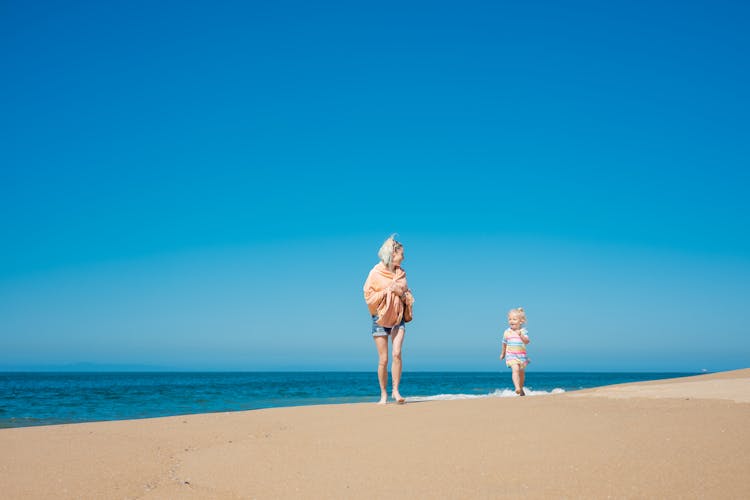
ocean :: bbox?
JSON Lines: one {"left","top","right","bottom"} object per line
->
{"left": 0, "top": 371, "right": 698, "bottom": 428}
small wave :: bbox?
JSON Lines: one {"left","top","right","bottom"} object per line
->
{"left": 409, "top": 387, "right": 565, "bottom": 402}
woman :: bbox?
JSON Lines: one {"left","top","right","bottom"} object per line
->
{"left": 363, "top": 235, "right": 414, "bottom": 404}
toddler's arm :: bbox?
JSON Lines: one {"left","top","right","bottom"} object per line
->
{"left": 500, "top": 343, "right": 506, "bottom": 359}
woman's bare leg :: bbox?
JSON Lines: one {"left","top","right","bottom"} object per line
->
{"left": 390, "top": 327, "right": 406, "bottom": 403}
{"left": 374, "top": 336, "right": 389, "bottom": 404}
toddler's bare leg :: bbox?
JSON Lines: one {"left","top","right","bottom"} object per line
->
{"left": 511, "top": 364, "right": 521, "bottom": 393}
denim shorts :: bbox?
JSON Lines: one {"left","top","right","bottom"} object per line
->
{"left": 372, "top": 315, "right": 405, "bottom": 337}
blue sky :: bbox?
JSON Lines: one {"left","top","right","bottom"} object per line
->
{"left": 1, "top": 0, "right": 748, "bottom": 371}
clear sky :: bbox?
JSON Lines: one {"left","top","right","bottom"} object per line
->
{"left": 2, "top": 0, "right": 748, "bottom": 372}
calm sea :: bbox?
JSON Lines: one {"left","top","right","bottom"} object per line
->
{"left": 0, "top": 371, "right": 698, "bottom": 428}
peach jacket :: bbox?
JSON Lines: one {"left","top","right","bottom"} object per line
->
{"left": 363, "top": 262, "right": 414, "bottom": 327}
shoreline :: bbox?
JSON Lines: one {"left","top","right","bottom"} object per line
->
{"left": 2, "top": 368, "right": 749, "bottom": 498}
{"left": 0, "top": 370, "right": 703, "bottom": 430}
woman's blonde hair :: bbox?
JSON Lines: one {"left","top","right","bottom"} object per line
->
{"left": 508, "top": 307, "right": 527, "bottom": 323}
{"left": 378, "top": 234, "right": 403, "bottom": 271}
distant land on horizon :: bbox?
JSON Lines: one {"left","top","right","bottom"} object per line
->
{"left": 0, "top": 362, "right": 714, "bottom": 374}
{"left": 0, "top": 362, "right": 175, "bottom": 372}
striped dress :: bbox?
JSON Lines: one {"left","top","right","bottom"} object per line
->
{"left": 502, "top": 328, "right": 530, "bottom": 368}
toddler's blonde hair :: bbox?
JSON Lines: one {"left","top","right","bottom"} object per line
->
{"left": 508, "top": 307, "right": 527, "bottom": 324}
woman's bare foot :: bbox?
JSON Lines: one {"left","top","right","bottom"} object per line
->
{"left": 392, "top": 391, "right": 406, "bottom": 404}
{"left": 377, "top": 393, "right": 388, "bottom": 405}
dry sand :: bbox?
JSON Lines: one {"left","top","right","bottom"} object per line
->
{"left": 1, "top": 369, "right": 749, "bottom": 499}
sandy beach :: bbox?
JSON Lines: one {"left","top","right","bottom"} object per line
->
{"left": 1, "top": 369, "right": 748, "bottom": 499}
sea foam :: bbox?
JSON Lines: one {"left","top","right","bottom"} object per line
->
{"left": 408, "top": 387, "right": 565, "bottom": 402}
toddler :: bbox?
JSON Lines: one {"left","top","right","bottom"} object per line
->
{"left": 500, "top": 307, "right": 530, "bottom": 396}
